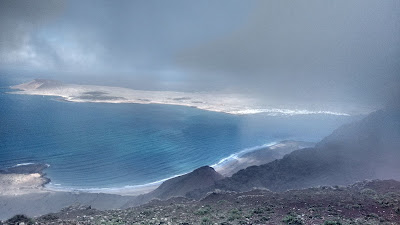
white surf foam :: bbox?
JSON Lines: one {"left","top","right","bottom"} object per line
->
{"left": 45, "top": 172, "right": 187, "bottom": 195}
{"left": 210, "top": 142, "right": 277, "bottom": 170}
{"left": 230, "top": 108, "right": 350, "bottom": 116}
{"left": 12, "top": 162, "right": 35, "bottom": 167}
{"left": 44, "top": 143, "right": 282, "bottom": 195}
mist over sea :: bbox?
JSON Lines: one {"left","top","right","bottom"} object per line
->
{"left": 0, "top": 74, "right": 361, "bottom": 191}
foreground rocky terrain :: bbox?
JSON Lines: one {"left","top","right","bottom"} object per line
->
{"left": 3, "top": 180, "right": 400, "bottom": 225}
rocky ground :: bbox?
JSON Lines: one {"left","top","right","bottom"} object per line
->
{"left": 3, "top": 180, "right": 400, "bottom": 225}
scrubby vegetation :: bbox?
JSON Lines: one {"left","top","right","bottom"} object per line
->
{"left": 5, "top": 214, "right": 34, "bottom": 225}
{"left": 2, "top": 180, "right": 399, "bottom": 225}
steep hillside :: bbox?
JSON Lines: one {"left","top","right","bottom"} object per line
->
{"left": 125, "top": 166, "right": 224, "bottom": 207}
{"left": 189, "top": 108, "right": 400, "bottom": 197}
{"left": 215, "top": 140, "right": 315, "bottom": 177}
{"left": 149, "top": 166, "right": 223, "bottom": 200}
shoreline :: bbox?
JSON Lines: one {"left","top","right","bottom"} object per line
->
{"left": 42, "top": 141, "right": 281, "bottom": 195}
{"left": 0, "top": 163, "right": 51, "bottom": 196}
{"left": 42, "top": 143, "right": 276, "bottom": 195}
{"left": 0, "top": 140, "right": 314, "bottom": 220}
{"left": 0, "top": 140, "right": 314, "bottom": 197}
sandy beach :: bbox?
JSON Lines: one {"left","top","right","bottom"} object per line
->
{"left": 0, "top": 164, "right": 141, "bottom": 220}
{"left": 0, "top": 141, "right": 312, "bottom": 220}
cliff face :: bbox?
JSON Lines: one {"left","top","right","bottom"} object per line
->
{"left": 187, "top": 108, "right": 400, "bottom": 197}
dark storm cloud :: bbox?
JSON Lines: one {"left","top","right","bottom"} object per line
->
{"left": 0, "top": 0, "right": 64, "bottom": 67}
{"left": 0, "top": 0, "right": 255, "bottom": 77}
{"left": 0, "top": 0, "right": 399, "bottom": 111}
{"left": 177, "top": 0, "right": 400, "bottom": 108}
{"left": 36, "top": 0, "right": 254, "bottom": 72}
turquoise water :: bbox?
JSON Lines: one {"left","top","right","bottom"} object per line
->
{"left": 0, "top": 74, "right": 360, "bottom": 190}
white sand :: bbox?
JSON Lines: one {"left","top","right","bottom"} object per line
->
{"left": 0, "top": 172, "right": 139, "bottom": 220}
{"left": 0, "top": 173, "right": 49, "bottom": 196}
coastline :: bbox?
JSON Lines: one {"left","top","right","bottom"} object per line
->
{"left": 0, "top": 140, "right": 314, "bottom": 219}
{"left": 0, "top": 140, "right": 314, "bottom": 197}
{"left": 0, "top": 163, "right": 51, "bottom": 196}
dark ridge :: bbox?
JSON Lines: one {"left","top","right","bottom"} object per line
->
{"left": 149, "top": 166, "right": 223, "bottom": 200}
{"left": 186, "top": 108, "right": 400, "bottom": 198}
{"left": 123, "top": 166, "right": 224, "bottom": 208}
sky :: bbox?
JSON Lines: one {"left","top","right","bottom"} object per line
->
{"left": 0, "top": 0, "right": 399, "bottom": 112}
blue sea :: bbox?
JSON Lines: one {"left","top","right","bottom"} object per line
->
{"left": 0, "top": 74, "right": 360, "bottom": 191}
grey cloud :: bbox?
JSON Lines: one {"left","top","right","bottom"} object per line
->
{"left": 0, "top": 0, "right": 399, "bottom": 112}
{"left": 0, "top": 0, "right": 64, "bottom": 67}
{"left": 45, "top": 0, "right": 256, "bottom": 72}
{"left": 177, "top": 0, "right": 400, "bottom": 109}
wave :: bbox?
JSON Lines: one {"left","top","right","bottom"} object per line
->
{"left": 45, "top": 172, "right": 186, "bottom": 194}
{"left": 44, "top": 142, "right": 279, "bottom": 194}
{"left": 210, "top": 142, "right": 277, "bottom": 170}
{"left": 11, "top": 162, "right": 50, "bottom": 168}
{"left": 12, "top": 162, "right": 36, "bottom": 167}
{"left": 230, "top": 108, "right": 350, "bottom": 116}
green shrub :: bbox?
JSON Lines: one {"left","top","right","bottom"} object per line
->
{"left": 140, "top": 210, "right": 152, "bottom": 216}
{"left": 201, "top": 217, "right": 212, "bottom": 225}
{"left": 227, "top": 209, "right": 241, "bottom": 221}
{"left": 360, "top": 188, "right": 376, "bottom": 195}
{"left": 366, "top": 213, "right": 379, "bottom": 219}
{"left": 41, "top": 213, "right": 59, "bottom": 221}
{"left": 282, "top": 214, "right": 303, "bottom": 225}
{"left": 6, "top": 214, "right": 34, "bottom": 225}
{"left": 323, "top": 221, "right": 342, "bottom": 225}
{"left": 195, "top": 206, "right": 211, "bottom": 215}
{"left": 252, "top": 207, "right": 264, "bottom": 214}
{"left": 220, "top": 222, "right": 232, "bottom": 225}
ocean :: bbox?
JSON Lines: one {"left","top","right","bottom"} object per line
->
{"left": 0, "top": 74, "right": 360, "bottom": 191}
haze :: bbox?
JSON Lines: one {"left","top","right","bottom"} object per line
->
{"left": 1, "top": 0, "right": 399, "bottom": 114}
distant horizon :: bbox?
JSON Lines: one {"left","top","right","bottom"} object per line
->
{"left": 9, "top": 76, "right": 375, "bottom": 116}
{"left": 1, "top": 0, "right": 399, "bottom": 112}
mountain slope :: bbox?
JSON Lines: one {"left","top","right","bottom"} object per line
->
{"left": 214, "top": 140, "right": 315, "bottom": 177}
{"left": 124, "top": 166, "right": 223, "bottom": 207}
{"left": 188, "top": 108, "right": 400, "bottom": 197}
{"left": 149, "top": 166, "right": 223, "bottom": 200}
